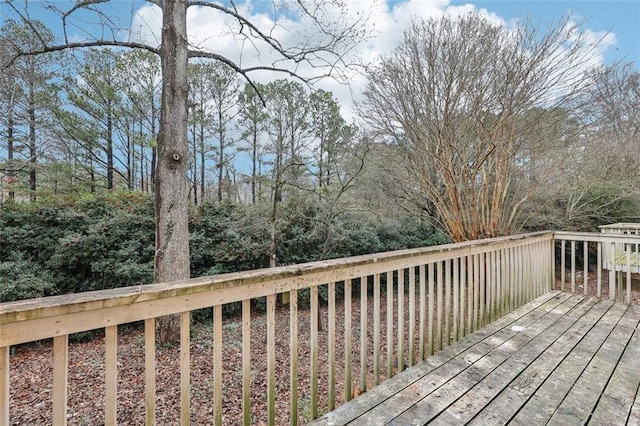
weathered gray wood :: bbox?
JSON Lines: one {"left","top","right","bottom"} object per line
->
{"left": 213, "top": 305, "right": 223, "bottom": 426}
{"left": 387, "top": 271, "right": 394, "bottom": 379}
{"left": 344, "top": 280, "right": 352, "bottom": 402}
{"left": 290, "top": 289, "right": 298, "bottom": 426}
{"left": 0, "top": 346, "right": 7, "bottom": 426}
{"left": 373, "top": 275, "right": 381, "bottom": 385}
{"left": 180, "top": 311, "right": 190, "bottom": 425}
{"left": 52, "top": 334, "right": 68, "bottom": 426}
{"left": 242, "top": 299, "right": 251, "bottom": 426}
{"left": 465, "top": 297, "right": 612, "bottom": 425}
{"left": 144, "top": 317, "right": 156, "bottom": 425}
{"left": 508, "top": 301, "right": 628, "bottom": 425}
{"left": 104, "top": 325, "right": 117, "bottom": 426}
{"left": 578, "top": 305, "right": 640, "bottom": 425}
{"left": 432, "top": 294, "right": 601, "bottom": 425}
{"left": 388, "top": 294, "right": 589, "bottom": 424}
{"left": 546, "top": 304, "right": 639, "bottom": 425}
{"left": 310, "top": 291, "right": 564, "bottom": 425}
{"left": 328, "top": 282, "right": 336, "bottom": 410}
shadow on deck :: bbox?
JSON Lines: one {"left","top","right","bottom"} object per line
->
{"left": 313, "top": 291, "right": 640, "bottom": 425}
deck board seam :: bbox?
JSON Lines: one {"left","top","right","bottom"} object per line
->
{"left": 393, "top": 295, "right": 602, "bottom": 425}
{"left": 507, "top": 300, "right": 626, "bottom": 424}
{"left": 313, "top": 292, "right": 565, "bottom": 425}
{"left": 429, "top": 295, "right": 604, "bottom": 425}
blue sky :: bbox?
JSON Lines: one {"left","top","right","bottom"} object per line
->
{"left": 2, "top": 0, "right": 636, "bottom": 121}
{"left": 448, "top": 0, "right": 640, "bottom": 69}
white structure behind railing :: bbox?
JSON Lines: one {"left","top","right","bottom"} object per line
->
{"left": 554, "top": 231, "right": 640, "bottom": 303}
{"left": 599, "top": 223, "right": 640, "bottom": 273}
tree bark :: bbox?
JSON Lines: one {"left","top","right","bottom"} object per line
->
{"left": 28, "top": 82, "right": 36, "bottom": 202}
{"left": 155, "top": 0, "right": 190, "bottom": 344}
{"left": 7, "top": 115, "right": 14, "bottom": 201}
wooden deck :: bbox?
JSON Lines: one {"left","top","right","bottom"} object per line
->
{"left": 312, "top": 291, "right": 640, "bottom": 425}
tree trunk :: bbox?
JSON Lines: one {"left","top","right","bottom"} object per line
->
{"left": 106, "top": 106, "right": 114, "bottom": 190}
{"left": 28, "top": 87, "right": 36, "bottom": 202}
{"left": 155, "top": 0, "right": 190, "bottom": 345}
{"left": 7, "top": 115, "right": 14, "bottom": 201}
{"left": 199, "top": 124, "right": 205, "bottom": 203}
{"left": 251, "top": 128, "right": 257, "bottom": 204}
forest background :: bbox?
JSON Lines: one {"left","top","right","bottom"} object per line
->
{"left": 1, "top": 3, "right": 639, "bottom": 306}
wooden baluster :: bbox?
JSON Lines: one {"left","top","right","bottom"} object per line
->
{"left": 289, "top": 289, "right": 298, "bottom": 425}
{"left": 561, "top": 239, "right": 566, "bottom": 292}
{"left": 609, "top": 241, "right": 616, "bottom": 300}
{"left": 479, "top": 254, "right": 486, "bottom": 327}
{"left": 242, "top": 299, "right": 252, "bottom": 426}
{"left": 597, "top": 242, "right": 602, "bottom": 298}
{"left": 627, "top": 250, "right": 632, "bottom": 304}
{"left": 453, "top": 257, "right": 459, "bottom": 342}
{"left": 397, "top": 269, "right": 404, "bottom": 372}
{"left": 571, "top": 240, "right": 576, "bottom": 294}
{"left": 444, "top": 259, "right": 451, "bottom": 347}
{"left": 181, "top": 311, "right": 190, "bottom": 425}
{"left": 437, "top": 261, "right": 443, "bottom": 352}
{"left": 144, "top": 318, "right": 156, "bottom": 426}
{"left": 428, "top": 263, "right": 435, "bottom": 355}
{"left": 213, "top": 305, "right": 223, "bottom": 426}
{"left": 344, "top": 280, "right": 352, "bottom": 401}
{"left": 0, "top": 346, "right": 8, "bottom": 426}
{"left": 419, "top": 264, "right": 426, "bottom": 361}
{"left": 460, "top": 256, "right": 466, "bottom": 338}
{"left": 267, "top": 295, "right": 276, "bottom": 425}
{"left": 583, "top": 241, "right": 589, "bottom": 296}
{"left": 386, "top": 271, "right": 394, "bottom": 378}
{"left": 328, "top": 282, "right": 336, "bottom": 410}
{"left": 360, "top": 277, "right": 368, "bottom": 390}
{"left": 373, "top": 274, "right": 381, "bottom": 385}
{"left": 310, "top": 286, "right": 319, "bottom": 419}
{"left": 408, "top": 267, "right": 415, "bottom": 367}
{"left": 105, "top": 325, "right": 117, "bottom": 426}
{"left": 52, "top": 335, "right": 68, "bottom": 426}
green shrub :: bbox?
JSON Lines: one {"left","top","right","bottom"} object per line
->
{"left": 0, "top": 257, "right": 55, "bottom": 302}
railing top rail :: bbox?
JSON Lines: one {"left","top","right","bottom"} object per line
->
{"left": 0, "top": 231, "right": 553, "bottom": 332}
{"left": 554, "top": 231, "right": 640, "bottom": 243}
{"left": 599, "top": 223, "right": 640, "bottom": 230}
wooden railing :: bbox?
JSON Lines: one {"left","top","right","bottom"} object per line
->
{"left": 554, "top": 231, "right": 640, "bottom": 304}
{"left": 0, "top": 232, "right": 554, "bottom": 425}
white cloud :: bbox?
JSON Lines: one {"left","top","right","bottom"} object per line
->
{"left": 128, "top": 0, "right": 618, "bottom": 123}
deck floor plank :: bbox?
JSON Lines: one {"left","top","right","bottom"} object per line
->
{"left": 465, "top": 297, "right": 613, "bottom": 425}
{"left": 389, "top": 295, "right": 593, "bottom": 425}
{"left": 432, "top": 296, "right": 605, "bottom": 425}
{"left": 312, "top": 291, "right": 565, "bottom": 426}
{"left": 546, "top": 305, "right": 640, "bottom": 425}
{"left": 589, "top": 305, "right": 640, "bottom": 425}
{"left": 348, "top": 293, "right": 574, "bottom": 424}
{"left": 310, "top": 292, "right": 640, "bottom": 426}
{"left": 508, "top": 302, "right": 628, "bottom": 425}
